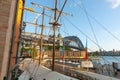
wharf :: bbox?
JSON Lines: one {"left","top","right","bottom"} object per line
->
{"left": 18, "top": 59, "right": 78, "bottom": 80}
{"left": 18, "top": 59, "right": 120, "bottom": 80}
{"left": 51, "top": 61, "right": 120, "bottom": 80}
{"left": 75, "top": 70, "right": 120, "bottom": 80}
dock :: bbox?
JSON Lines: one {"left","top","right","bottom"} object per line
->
{"left": 75, "top": 70, "right": 120, "bottom": 80}
{"left": 50, "top": 61, "right": 120, "bottom": 80}
{"left": 19, "top": 59, "right": 78, "bottom": 80}
{"left": 19, "top": 59, "right": 120, "bottom": 80}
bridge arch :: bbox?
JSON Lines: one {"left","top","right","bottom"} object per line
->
{"left": 63, "top": 36, "right": 85, "bottom": 50}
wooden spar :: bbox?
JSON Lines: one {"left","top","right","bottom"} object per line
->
{"left": 51, "top": 0, "right": 58, "bottom": 71}
{"left": 39, "top": 8, "right": 45, "bottom": 64}
{"left": 31, "top": 2, "right": 73, "bottom": 16}
{"left": 24, "top": 21, "right": 49, "bottom": 28}
{"left": 21, "top": 0, "right": 71, "bottom": 71}
{"left": 23, "top": 7, "right": 52, "bottom": 18}
{"left": 51, "top": 0, "right": 69, "bottom": 71}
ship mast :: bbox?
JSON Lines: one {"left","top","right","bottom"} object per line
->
{"left": 39, "top": 8, "right": 45, "bottom": 64}
{"left": 51, "top": 0, "right": 58, "bottom": 71}
{"left": 27, "top": 0, "right": 71, "bottom": 71}
{"left": 51, "top": 0, "right": 68, "bottom": 71}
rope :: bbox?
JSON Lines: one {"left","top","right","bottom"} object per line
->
{"left": 75, "top": 0, "right": 120, "bottom": 63}
{"left": 74, "top": 0, "right": 120, "bottom": 44}
{"left": 63, "top": 13, "right": 117, "bottom": 79}
{"left": 63, "top": 15, "right": 104, "bottom": 50}
{"left": 61, "top": 17, "right": 70, "bottom": 36}
{"left": 80, "top": 0, "right": 101, "bottom": 50}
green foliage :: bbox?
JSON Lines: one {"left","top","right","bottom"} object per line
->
{"left": 44, "top": 45, "right": 71, "bottom": 51}
{"left": 21, "top": 47, "right": 38, "bottom": 58}
{"left": 31, "top": 48, "right": 38, "bottom": 58}
{"left": 55, "top": 45, "right": 60, "bottom": 50}
{"left": 65, "top": 46, "right": 71, "bottom": 50}
{"left": 89, "top": 51, "right": 99, "bottom": 56}
{"left": 46, "top": 45, "right": 52, "bottom": 50}
{"left": 45, "top": 45, "right": 61, "bottom": 50}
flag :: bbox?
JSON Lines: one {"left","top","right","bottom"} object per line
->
{"left": 61, "top": 46, "right": 65, "bottom": 60}
{"left": 42, "top": 52, "right": 44, "bottom": 60}
{"left": 42, "top": 47, "right": 45, "bottom": 60}
{"left": 85, "top": 39, "right": 89, "bottom": 60}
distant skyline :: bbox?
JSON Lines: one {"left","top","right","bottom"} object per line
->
{"left": 24, "top": 0, "right": 120, "bottom": 51}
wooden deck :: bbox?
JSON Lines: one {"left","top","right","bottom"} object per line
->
{"left": 75, "top": 70, "right": 120, "bottom": 80}
{"left": 19, "top": 59, "right": 78, "bottom": 80}
{"left": 19, "top": 59, "right": 120, "bottom": 80}
{"left": 50, "top": 61, "right": 120, "bottom": 80}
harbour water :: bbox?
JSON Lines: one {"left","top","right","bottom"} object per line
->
{"left": 91, "top": 56, "right": 120, "bottom": 79}
{"left": 92, "top": 56, "right": 120, "bottom": 64}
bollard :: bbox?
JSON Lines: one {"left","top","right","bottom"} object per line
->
{"left": 3, "top": 76, "right": 7, "bottom": 80}
{"left": 16, "top": 77, "right": 19, "bottom": 80}
{"left": 29, "top": 77, "right": 32, "bottom": 80}
{"left": 43, "top": 78, "right": 46, "bottom": 80}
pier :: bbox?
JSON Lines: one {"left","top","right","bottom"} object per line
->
{"left": 50, "top": 61, "right": 120, "bottom": 80}
{"left": 19, "top": 59, "right": 120, "bottom": 80}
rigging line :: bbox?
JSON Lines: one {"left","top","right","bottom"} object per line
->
{"left": 29, "top": 32, "right": 42, "bottom": 79}
{"left": 80, "top": 0, "right": 101, "bottom": 50}
{"left": 90, "top": 15, "right": 120, "bottom": 43}
{"left": 72, "top": 0, "right": 120, "bottom": 61}
{"left": 22, "top": 21, "right": 37, "bottom": 79}
{"left": 79, "top": 1, "right": 108, "bottom": 68}
{"left": 48, "top": 13, "right": 53, "bottom": 36}
{"left": 64, "top": 14, "right": 116, "bottom": 79}
{"left": 31, "top": 36, "right": 41, "bottom": 77}
{"left": 30, "top": 62, "right": 39, "bottom": 79}
{"left": 61, "top": 16, "right": 70, "bottom": 36}
{"left": 61, "top": 28, "right": 70, "bottom": 36}
{"left": 89, "top": 15, "right": 120, "bottom": 61}
{"left": 48, "top": 26, "right": 52, "bottom": 36}
{"left": 67, "top": 0, "right": 73, "bottom": 11}
{"left": 63, "top": 15, "right": 120, "bottom": 65}
{"left": 62, "top": 0, "right": 73, "bottom": 35}
{"left": 63, "top": 15, "right": 104, "bottom": 50}
{"left": 29, "top": 62, "right": 38, "bottom": 78}
{"left": 47, "top": 0, "right": 53, "bottom": 36}
{"left": 26, "top": 38, "right": 40, "bottom": 79}
{"left": 73, "top": 0, "right": 120, "bottom": 63}
{"left": 56, "top": 0, "right": 68, "bottom": 22}
{"left": 75, "top": 1, "right": 120, "bottom": 44}
{"left": 23, "top": 25, "right": 39, "bottom": 79}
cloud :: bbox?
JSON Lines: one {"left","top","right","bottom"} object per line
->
{"left": 107, "top": 0, "right": 120, "bottom": 9}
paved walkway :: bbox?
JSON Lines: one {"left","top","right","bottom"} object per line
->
{"left": 18, "top": 59, "right": 78, "bottom": 80}
{"left": 53, "top": 61, "right": 120, "bottom": 80}
{"left": 75, "top": 70, "right": 120, "bottom": 80}
{"left": 18, "top": 59, "right": 120, "bottom": 80}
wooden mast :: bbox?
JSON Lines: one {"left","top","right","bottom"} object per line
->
{"left": 52, "top": 0, "right": 58, "bottom": 71}
{"left": 39, "top": 8, "right": 45, "bottom": 64}
{"left": 51, "top": 0, "right": 68, "bottom": 71}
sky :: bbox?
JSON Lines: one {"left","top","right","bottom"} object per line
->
{"left": 24, "top": 0, "right": 120, "bottom": 51}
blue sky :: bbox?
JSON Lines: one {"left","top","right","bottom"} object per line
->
{"left": 24, "top": 0, "right": 120, "bottom": 51}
